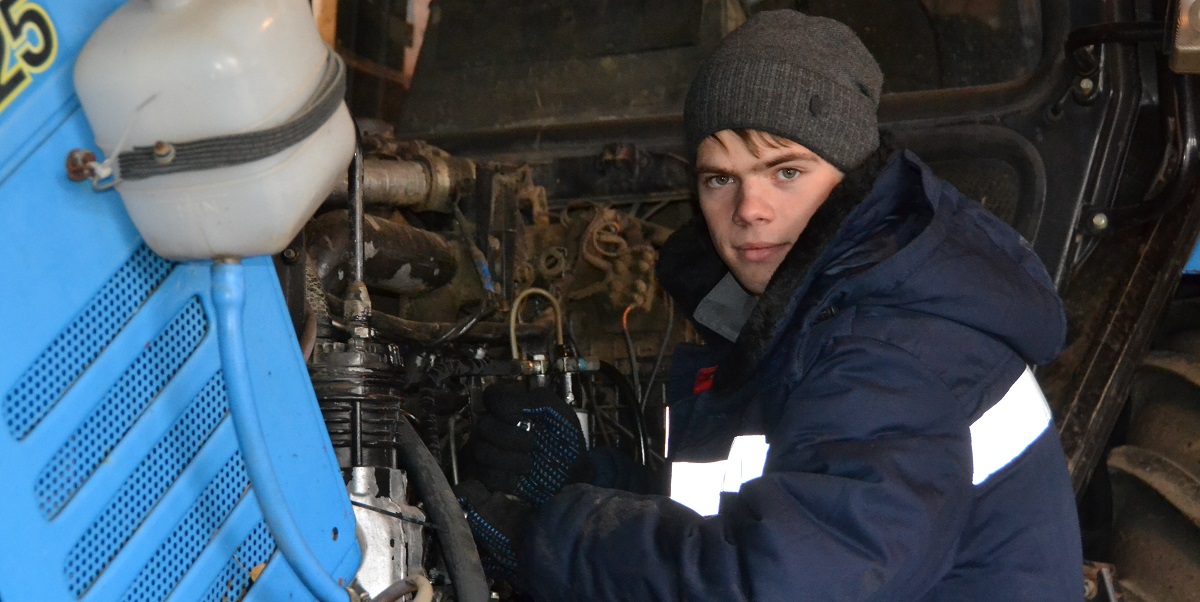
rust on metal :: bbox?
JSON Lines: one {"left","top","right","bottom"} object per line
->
{"left": 65, "top": 149, "right": 96, "bottom": 182}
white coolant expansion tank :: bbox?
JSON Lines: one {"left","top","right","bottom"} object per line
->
{"left": 74, "top": 0, "right": 355, "bottom": 260}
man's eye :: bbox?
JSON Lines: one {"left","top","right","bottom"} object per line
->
{"left": 705, "top": 175, "right": 733, "bottom": 188}
{"left": 778, "top": 168, "right": 801, "bottom": 180}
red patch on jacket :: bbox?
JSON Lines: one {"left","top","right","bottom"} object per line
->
{"left": 693, "top": 366, "right": 718, "bottom": 394}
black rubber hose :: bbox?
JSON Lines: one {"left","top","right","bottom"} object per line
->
{"left": 1064, "top": 21, "right": 1164, "bottom": 74}
{"left": 1064, "top": 21, "right": 1165, "bottom": 54}
{"left": 394, "top": 418, "right": 490, "bottom": 601}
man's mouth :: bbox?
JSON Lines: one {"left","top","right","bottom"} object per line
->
{"left": 735, "top": 242, "right": 786, "bottom": 262}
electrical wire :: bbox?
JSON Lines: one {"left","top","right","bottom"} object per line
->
{"left": 640, "top": 296, "right": 674, "bottom": 412}
{"left": 447, "top": 415, "right": 460, "bottom": 486}
{"left": 509, "top": 287, "right": 564, "bottom": 359}
{"left": 348, "top": 500, "right": 437, "bottom": 529}
{"left": 211, "top": 259, "right": 353, "bottom": 602}
{"left": 598, "top": 360, "right": 649, "bottom": 466}
{"left": 621, "top": 305, "right": 643, "bottom": 403}
{"left": 428, "top": 207, "right": 496, "bottom": 347}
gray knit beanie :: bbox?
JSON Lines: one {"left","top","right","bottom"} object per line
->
{"left": 684, "top": 10, "right": 884, "bottom": 171}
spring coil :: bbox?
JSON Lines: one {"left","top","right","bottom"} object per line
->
{"left": 310, "top": 342, "right": 411, "bottom": 469}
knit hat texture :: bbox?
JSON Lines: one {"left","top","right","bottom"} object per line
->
{"left": 684, "top": 10, "right": 884, "bottom": 171}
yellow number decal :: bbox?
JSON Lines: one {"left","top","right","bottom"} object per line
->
{"left": 0, "top": 0, "right": 57, "bottom": 115}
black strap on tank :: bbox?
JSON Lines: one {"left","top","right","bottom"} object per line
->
{"left": 116, "top": 48, "right": 346, "bottom": 181}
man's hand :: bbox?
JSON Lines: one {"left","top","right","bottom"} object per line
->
{"left": 470, "top": 382, "right": 589, "bottom": 506}
{"left": 455, "top": 479, "right": 531, "bottom": 584}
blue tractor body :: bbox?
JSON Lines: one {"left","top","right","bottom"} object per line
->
{"left": 0, "top": 1, "right": 361, "bottom": 600}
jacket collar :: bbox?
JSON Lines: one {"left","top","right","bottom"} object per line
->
{"left": 693, "top": 273, "right": 756, "bottom": 343}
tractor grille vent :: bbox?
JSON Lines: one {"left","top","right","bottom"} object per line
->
{"left": 201, "top": 520, "right": 275, "bottom": 602}
{"left": 35, "top": 297, "right": 208, "bottom": 518}
{"left": 1, "top": 242, "right": 281, "bottom": 600}
{"left": 3, "top": 245, "right": 172, "bottom": 440}
{"left": 64, "top": 373, "right": 229, "bottom": 597}
{"left": 119, "top": 452, "right": 251, "bottom": 602}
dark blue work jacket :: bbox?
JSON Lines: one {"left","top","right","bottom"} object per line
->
{"left": 519, "top": 151, "right": 1083, "bottom": 601}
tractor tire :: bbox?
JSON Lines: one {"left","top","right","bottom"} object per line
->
{"left": 1108, "top": 296, "right": 1200, "bottom": 601}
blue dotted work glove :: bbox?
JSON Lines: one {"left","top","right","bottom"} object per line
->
{"left": 455, "top": 479, "right": 530, "bottom": 584}
{"left": 470, "top": 383, "right": 588, "bottom": 507}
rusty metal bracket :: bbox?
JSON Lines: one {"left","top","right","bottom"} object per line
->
{"left": 1083, "top": 561, "right": 1121, "bottom": 601}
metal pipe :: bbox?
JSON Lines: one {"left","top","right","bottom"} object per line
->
{"left": 349, "top": 137, "right": 366, "bottom": 284}
{"left": 306, "top": 210, "right": 458, "bottom": 298}
{"left": 328, "top": 159, "right": 432, "bottom": 208}
{"left": 598, "top": 361, "right": 649, "bottom": 467}
{"left": 324, "top": 292, "right": 550, "bottom": 344}
{"left": 350, "top": 399, "right": 363, "bottom": 467}
{"left": 326, "top": 153, "right": 474, "bottom": 214}
{"left": 347, "top": 131, "right": 367, "bottom": 466}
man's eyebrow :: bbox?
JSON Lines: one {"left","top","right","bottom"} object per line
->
{"left": 753, "top": 151, "right": 819, "bottom": 171}
{"left": 694, "top": 161, "right": 729, "bottom": 174}
{"left": 694, "top": 151, "right": 819, "bottom": 175}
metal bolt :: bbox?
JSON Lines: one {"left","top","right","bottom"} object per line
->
{"left": 281, "top": 247, "right": 299, "bottom": 263}
{"left": 1091, "top": 212, "right": 1109, "bottom": 231}
{"left": 153, "top": 141, "right": 176, "bottom": 164}
{"left": 65, "top": 149, "right": 97, "bottom": 182}
{"left": 1078, "top": 77, "right": 1095, "bottom": 96}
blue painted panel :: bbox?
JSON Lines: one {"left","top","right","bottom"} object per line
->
{"left": 1185, "top": 237, "right": 1200, "bottom": 274}
{"left": 0, "top": 2, "right": 360, "bottom": 600}
{"left": 0, "top": 0, "right": 123, "bottom": 185}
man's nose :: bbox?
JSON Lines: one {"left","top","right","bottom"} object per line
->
{"left": 733, "top": 180, "right": 773, "bottom": 225}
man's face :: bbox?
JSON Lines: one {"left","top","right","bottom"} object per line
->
{"left": 695, "top": 130, "right": 844, "bottom": 295}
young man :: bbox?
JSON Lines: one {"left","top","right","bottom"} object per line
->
{"left": 458, "top": 10, "right": 1083, "bottom": 600}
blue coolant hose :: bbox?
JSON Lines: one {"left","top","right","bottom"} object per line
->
{"left": 212, "top": 259, "right": 354, "bottom": 602}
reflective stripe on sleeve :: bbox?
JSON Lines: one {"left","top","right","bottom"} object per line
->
{"left": 969, "top": 367, "right": 1051, "bottom": 485}
{"left": 668, "top": 368, "right": 1053, "bottom": 515}
{"left": 670, "top": 435, "right": 769, "bottom": 517}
